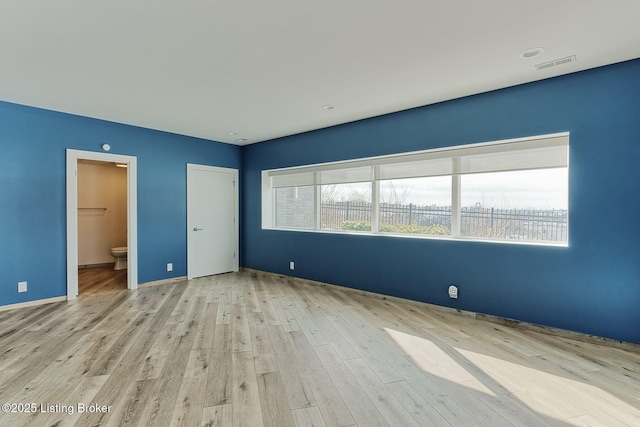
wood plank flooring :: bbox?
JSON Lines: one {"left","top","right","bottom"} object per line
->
{"left": 78, "top": 265, "right": 127, "bottom": 295}
{"left": 1, "top": 269, "right": 639, "bottom": 426}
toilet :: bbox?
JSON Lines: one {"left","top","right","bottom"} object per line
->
{"left": 110, "top": 246, "right": 128, "bottom": 270}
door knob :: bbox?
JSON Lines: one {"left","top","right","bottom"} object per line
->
{"left": 193, "top": 227, "right": 204, "bottom": 231}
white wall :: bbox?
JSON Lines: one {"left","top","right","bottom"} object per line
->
{"left": 77, "top": 161, "right": 127, "bottom": 266}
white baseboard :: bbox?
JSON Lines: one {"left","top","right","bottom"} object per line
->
{"left": 0, "top": 296, "right": 67, "bottom": 312}
{"left": 138, "top": 276, "right": 187, "bottom": 288}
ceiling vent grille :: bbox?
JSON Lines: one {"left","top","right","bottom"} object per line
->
{"left": 535, "top": 55, "right": 577, "bottom": 71}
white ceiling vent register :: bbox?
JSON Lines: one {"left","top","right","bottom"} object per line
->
{"left": 535, "top": 55, "right": 577, "bottom": 71}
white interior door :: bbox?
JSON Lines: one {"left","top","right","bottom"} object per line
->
{"left": 187, "top": 164, "right": 238, "bottom": 279}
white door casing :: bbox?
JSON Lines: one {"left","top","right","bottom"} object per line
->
{"left": 187, "top": 164, "right": 239, "bottom": 279}
{"left": 66, "top": 149, "right": 138, "bottom": 299}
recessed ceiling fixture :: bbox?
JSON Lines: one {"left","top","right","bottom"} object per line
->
{"left": 234, "top": 138, "right": 249, "bottom": 143}
{"left": 322, "top": 105, "right": 335, "bottom": 110}
{"left": 228, "top": 132, "right": 238, "bottom": 136}
{"left": 520, "top": 47, "right": 545, "bottom": 59}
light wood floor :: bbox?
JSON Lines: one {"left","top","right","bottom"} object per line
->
{"left": 0, "top": 270, "right": 639, "bottom": 426}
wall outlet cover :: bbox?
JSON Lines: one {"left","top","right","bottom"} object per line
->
{"left": 18, "top": 281, "right": 27, "bottom": 292}
{"left": 448, "top": 285, "right": 458, "bottom": 299}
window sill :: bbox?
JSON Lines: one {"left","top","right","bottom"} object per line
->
{"left": 263, "top": 227, "right": 569, "bottom": 248}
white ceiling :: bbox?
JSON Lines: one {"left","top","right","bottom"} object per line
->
{"left": 1, "top": 1, "right": 639, "bottom": 145}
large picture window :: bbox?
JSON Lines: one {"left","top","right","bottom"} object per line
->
{"left": 262, "top": 133, "right": 569, "bottom": 246}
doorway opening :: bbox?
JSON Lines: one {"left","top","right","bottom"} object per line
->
{"left": 66, "top": 149, "right": 138, "bottom": 299}
{"left": 77, "top": 159, "right": 128, "bottom": 294}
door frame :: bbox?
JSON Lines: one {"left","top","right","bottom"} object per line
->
{"left": 187, "top": 164, "right": 239, "bottom": 280}
{"left": 66, "top": 149, "right": 138, "bottom": 299}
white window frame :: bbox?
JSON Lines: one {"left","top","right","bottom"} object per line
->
{"left": 262, "top": 133, "right": 569, "bottom": 247}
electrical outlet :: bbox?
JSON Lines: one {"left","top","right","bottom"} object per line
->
{"left": 18, "top": 281, "right": 27, "bottom": 293}
{"left": 289, "top": 261, "right": 295, "bottom": 270}
{"left": 448, "top": 285, "right": 458, "bottom": 299}
{"left": 167, "top": 263, "right": 173, "bottom": 272}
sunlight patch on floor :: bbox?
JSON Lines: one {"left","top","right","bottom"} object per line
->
{"left": 384, "top": 327, "right": 495, "bottom": 396}
{"left": 385, "top": 327, "right": 640, "bottom": 425}
{"left": 457, "top": 347, "right": 640, "bottom": 424}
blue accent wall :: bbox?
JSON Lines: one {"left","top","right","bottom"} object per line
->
{"left": 0, "top": 102, "right": 240, "bottom": 305}
{"left": 242, "top": 59, "right": 640, "bottom": 344}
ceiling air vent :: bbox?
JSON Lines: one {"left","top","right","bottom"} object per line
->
{"left": 535, "top": 55, "right": 577, "bottom": 71}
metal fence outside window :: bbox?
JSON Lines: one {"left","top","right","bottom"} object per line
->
{"left": 321, "top": 201, "right": 567, "bottom": 242}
